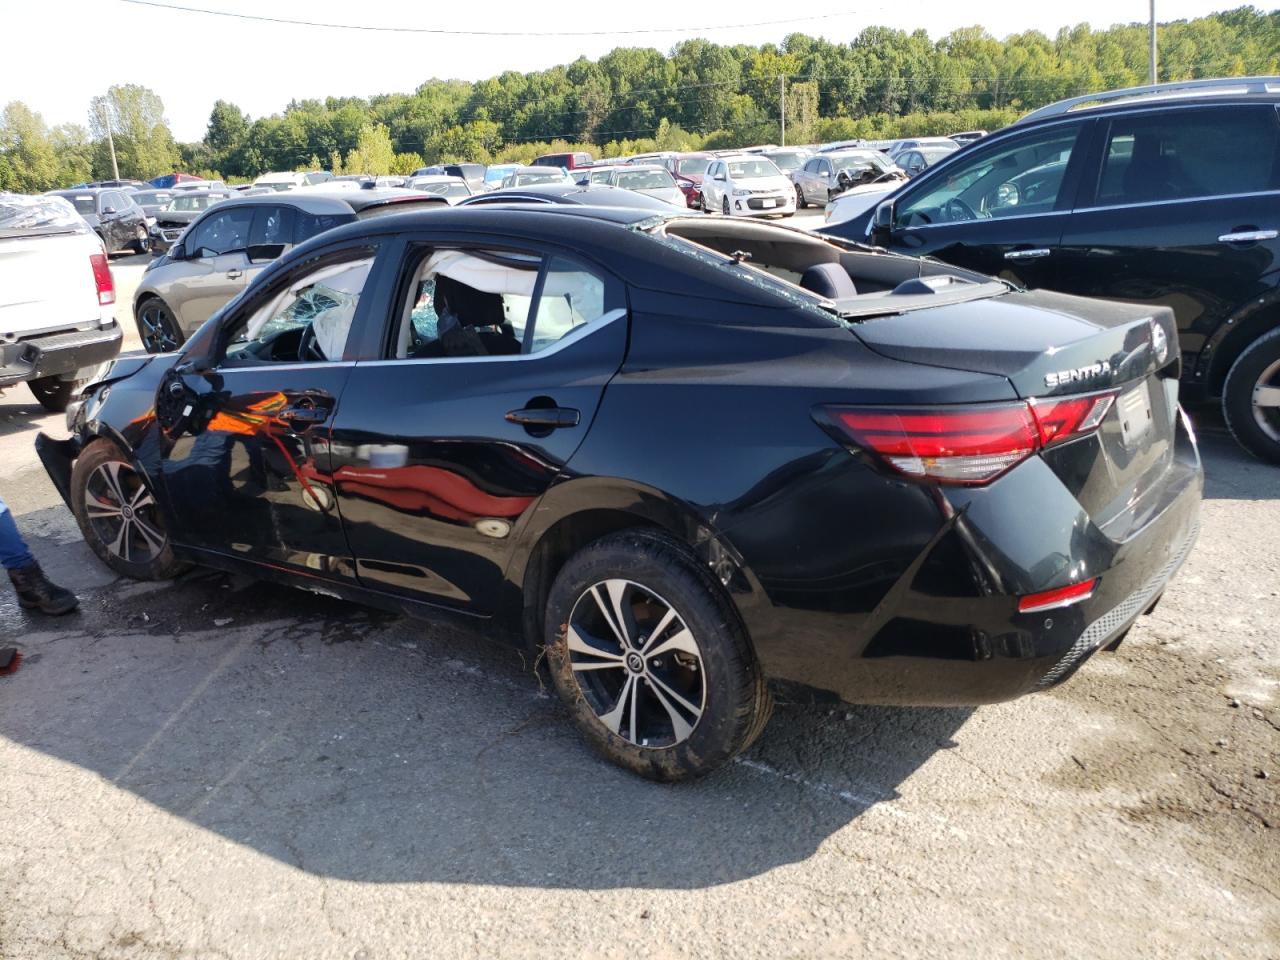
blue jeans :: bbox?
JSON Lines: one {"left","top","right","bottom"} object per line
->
{"left": 0, "top": 494, "right": 35, "bottom": 571}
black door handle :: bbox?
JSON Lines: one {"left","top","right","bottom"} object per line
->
{"left": 505, "top": 406, "right": 580, "bottom": 428}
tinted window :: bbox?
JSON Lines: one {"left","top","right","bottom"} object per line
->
{"left": 249, "top": 205, "right": 295, "bottom": 246}
{"left": 295, "top": 211, "right": 352, "bottom": 244}
{"left": 897, "top": 124, "right": 1081, "bottom": 226}
{"left": 1094, "top": 106, "right": 1280, "bottom": 206}
{"left": 188, "top": 207, "right": 255, "bottom": 257}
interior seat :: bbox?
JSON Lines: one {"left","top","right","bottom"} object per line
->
{"left": 799, "top": 263, "right": 858, "bottom": 299}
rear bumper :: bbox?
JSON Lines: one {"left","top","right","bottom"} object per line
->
{"left": 27, "top": 322, "right": 123, "bottom": 380}
{"left": 744, "top": 410, "right": 1204, "bottom": 706}
{"left": 0, "top": 342, "right": 41, "bottom": 388}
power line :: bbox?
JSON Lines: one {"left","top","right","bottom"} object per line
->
{"left": 114, "top": 0, "right": 866, "bottom": 37}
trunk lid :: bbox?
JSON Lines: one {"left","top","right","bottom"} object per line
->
{"left": 850, "top": 288, "right": 1182, "bottom": 536}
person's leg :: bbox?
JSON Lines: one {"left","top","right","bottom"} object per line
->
{"left": 1, "top": 493, "right": 77, "bottom": 615}
{"left": 0, "top": 495, "right": 36, "bottom": 571}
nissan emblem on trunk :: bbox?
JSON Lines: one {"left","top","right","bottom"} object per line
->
{"left": 1151, "top": 320, "right": 1170, "bottom": 365}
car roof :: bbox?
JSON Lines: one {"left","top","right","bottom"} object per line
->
{"left": 193, "top": 188, "right": 442, "bottom": 215}
{"left": 459, "top": 183, "right": 674, "bottom": 209}
{"left": 1016, "top": 75, "right": 1280, "bottom": 126}
{"left": 52, "top": 188, "right": 109, "bottom": 196}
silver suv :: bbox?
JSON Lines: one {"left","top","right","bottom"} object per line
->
{"left": 133, "top": 190, "right": 446, "bottom": 352}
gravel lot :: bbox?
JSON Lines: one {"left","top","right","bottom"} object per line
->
{"left": 0, "top": 240, "right": 1276, "bottom": 960}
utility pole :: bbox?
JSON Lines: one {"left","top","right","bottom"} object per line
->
{"left": 99, "top": 98, "right": 119, "bottom": 180}
{"left": 779, "top": 75, "right": 786, "bottom": 147}
{"left": 1149, "top": 0, "right": 1158, "bottom": 84}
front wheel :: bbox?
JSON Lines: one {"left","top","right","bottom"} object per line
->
{"left": 133, "top": 226, "right": 152, "bottom": 255}
{"left": 1223, "top": 327, "right": 1280, "bottom": 464}
{"left": 795, "top": 184, "right": 807, "bottom": 209}
{"left": 721, "top": 196, "right": 730, "bottom": 216}
{"left": 71, "top": 440, "right": 186, "bottom": 580}
{"left": 543, "top": 530, "right": 772, "bottom": 781}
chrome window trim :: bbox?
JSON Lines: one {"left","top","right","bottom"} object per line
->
{"left": 216, "top": 360, "right": 357, "bottom": 373}
{"left": 359, "top": 307, "right": 628, "bottom": 367}
{"left": 900, "top": 209, "right": 1074, "bottom": 232}
{"left": 1071, "top": 188, "right": 1280, "bottom": 215}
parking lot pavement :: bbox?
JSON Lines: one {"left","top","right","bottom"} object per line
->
{"left": 108, "top": 251, "right": 151, "bottom": 355}
{"left": 1, "top": 372, "right": 1277, "bottom": 957}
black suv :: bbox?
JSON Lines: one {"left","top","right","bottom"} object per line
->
{"left": 822, "top": 76, "right": 1280, "bottom": 463}
{"left": 49, "top": 187, "right": 150, "bottom": 255}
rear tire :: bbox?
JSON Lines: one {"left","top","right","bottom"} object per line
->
{"left": 542, "top": 529, "right": 772, "bottom": 781}
{"left": 28, "top": 376, "right": 83, "bottom": 413}
{"left": 1223, "top": 327, "right": 1280, "bottom": 464}
{"left": 71, "top": 439, "right": 186, "bottom": 580}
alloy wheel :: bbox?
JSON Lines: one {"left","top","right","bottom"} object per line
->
{"left": 1252, "top": 357, "right": 1280, "bottom": 444}
{"left": 84, "top": 460, "right": 167, "bottom": 564}
{"left": 566, "top": 578, "right": 707, "bottom": 748}
{"left": 138, "top": 301, "right": 179, "bottom": 353}
{"left": 721, "top": 197, "right": 730, "bottom": 216}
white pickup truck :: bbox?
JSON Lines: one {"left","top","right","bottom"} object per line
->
{"left": 0, "top": 193, "right": 123, "bottom": 411}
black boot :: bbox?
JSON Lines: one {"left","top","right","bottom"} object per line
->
{"left": 8, "top": 563, "right": 78, "bottom": 615}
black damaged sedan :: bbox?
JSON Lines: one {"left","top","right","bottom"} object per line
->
{"left": 36, "top": 205, "right": 1202, "bottom": 780}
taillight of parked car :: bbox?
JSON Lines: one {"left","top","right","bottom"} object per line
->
{"left": 90, "top": 253, "right": 115, "bottom": 306}
{"left": 819, "top": 392, "right": 1117, "bottom": 485}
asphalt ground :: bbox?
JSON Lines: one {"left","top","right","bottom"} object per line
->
{"left": 0, "top": 220, "right": 1276, "bottom": 960}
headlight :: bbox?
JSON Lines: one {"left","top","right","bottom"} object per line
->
{"left": 732, "top": 188, "right": 751, "bottom": 196}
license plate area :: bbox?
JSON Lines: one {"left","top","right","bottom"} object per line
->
{"left": 1117, "top": 382, "right": 1154, "bottom": 449}
{"left": 761, "top": 199, "right": 776, "bottom": 208}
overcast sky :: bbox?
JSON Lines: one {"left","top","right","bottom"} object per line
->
{"left": 2, "top": 0, "right": 1241, "bottom": 141}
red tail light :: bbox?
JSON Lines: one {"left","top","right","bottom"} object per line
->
{"left": 90, "top": 253, "right": 115, "bottom": 306}
{"left": 821, "top": 392, "right": 1117, "bottom": 486}
{"left": 1028, "top": 392, "right": 1116, "bottom": 448}
{"left": 1018, "top": 578, "right": 1097, "bottom": 613}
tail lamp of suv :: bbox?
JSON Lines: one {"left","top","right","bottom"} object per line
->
{"left": 819, "top": 392, "right": 1117, "bottom": 486}
{"left": 90, "top": 253, "right": 115, "bottom": 306}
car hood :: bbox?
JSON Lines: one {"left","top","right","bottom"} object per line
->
{"left": 155, "top": 210, "right": 202, "bottom": 225}
{"left": 735, "top": 176, "right": 792, "bottom": 193}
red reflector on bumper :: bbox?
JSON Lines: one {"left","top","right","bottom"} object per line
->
{"left": 1018, "top": 578, "right": 1098, "bottom": 614}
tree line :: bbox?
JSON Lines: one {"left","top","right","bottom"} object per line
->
{"left": 2, "top": 6, "right": 1278, "bottom": 191}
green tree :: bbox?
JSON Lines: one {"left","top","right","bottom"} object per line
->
{"left": 0, "top": 102, "right": 60, "bottom": 192}
{"left": 88, "top": 85, "right": 180, "bottom": 179}
{"left": 344, "top": 122, "right": 395, "bottom": 174}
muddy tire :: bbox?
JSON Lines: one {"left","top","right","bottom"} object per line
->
{"left": 1223, "top": 327, "right": 1280, "bottom": 464}
{"left": 543, "top": 529, "right": 771, "bottom": 781}
{"left": 71, "top": 439, "right": 186, "bottom": 580}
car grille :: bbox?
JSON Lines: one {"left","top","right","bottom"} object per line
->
{"left": 1036, "top": 522, "right": 1199, "bottom": 688}
{"left": 746, "top": 197, "right": 786, "bottom": 210}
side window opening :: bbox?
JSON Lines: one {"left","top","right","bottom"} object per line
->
{"left": 393, "top": 248, "right": 622, "bottom": 360}
{"left": 221, "top": 252, "right": 376, "bottom": 366}
{"left": 896, "top": 125, "right": 1080, "bottom": 226}
{"left": 1094, "top": 106, "right": 1280, "bottom": 207}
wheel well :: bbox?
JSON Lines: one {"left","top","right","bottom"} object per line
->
{"left": 1209, "top": 302, "right": 1280, "bottom": 397}
{"left": 519, "top": 509, "right": 662, "bottom": 649}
